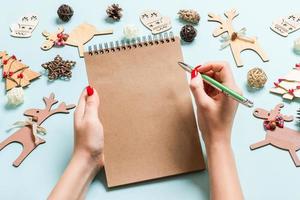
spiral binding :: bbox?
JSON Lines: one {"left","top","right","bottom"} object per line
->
{"left": 88, "top": 32, "right": 175, "bottom": 55}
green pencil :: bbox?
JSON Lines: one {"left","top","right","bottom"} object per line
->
{"left": 178, "top": 62, "right": 254, "bottom": 108}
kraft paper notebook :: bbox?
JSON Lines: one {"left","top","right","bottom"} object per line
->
{"left": 84, "top": 32, "right": 205, "bottom": 187}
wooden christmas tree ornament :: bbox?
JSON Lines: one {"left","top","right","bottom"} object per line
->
{"left": 251, "top": 103, "right": 300, "bottom": 167}
{"left": 270, "top": 64, "right": 300, "bottom": 100}
{"left": 41, "top": 23, "right": 113, "bottom": 57}
{"left": 208, "top": 9, "right": 269, "bottom": 67}
{"left": 0, "top": 93, "right": 75, "bottom": 167}
{"left": 0, "top": 51, "right": 40, "bottom": 91}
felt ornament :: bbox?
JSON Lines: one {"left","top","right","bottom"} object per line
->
{"left": 251, "top": 103, "right": 300, "bottom": 167}
{"left": 10, "top": 14, "right": 39, "bottom": 38}
{"left": 247, "top": 68, "right": 267, "bottom": 89}
{"left": 0, "top": 93, "right": 75, "bottom": 167}
{"left": 294, "top": 37, "right": 300, "bottom": 55}
{"left": 123, "top": 24, "right": 139, "bottom": 39}
{"left": 271, "top": 14, "right": 300, "bottom": 37}
{"left": 0, "top": 51, "right": 40, "bottom": 106}
{"left": 41, "top": 23, "right": 113, "bottom": 57}
{"left": 7, "top": 87, "right": 24, "bottom": 106}
{"left": 208, "top": 9, "right": 269, "bottom": 67}
{"left": 140, "top": 10, "right": 172, "bottom": 34}
{"left": 270, "top": 64, "right": 300, "bottom": 100}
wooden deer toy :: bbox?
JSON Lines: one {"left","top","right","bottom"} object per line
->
{"left": 208, "top": 9, "right": 269, "bottom": 67}
{"left": 0, "top": 93, "right": 75, "bottom": 167}
{"left": 251, "top": 103, "right": 300, "bottom": 167}
{"left": 41, "top": 23, "right": 113, "bottom": 57}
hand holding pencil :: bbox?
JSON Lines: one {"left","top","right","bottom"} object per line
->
{"left": 188, "top": 62, "right": 241, "bottom": 145}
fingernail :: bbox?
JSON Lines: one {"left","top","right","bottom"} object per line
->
{"left": 86, "top": 86, "right": 94, "bottom": 96}
{"left": 191, "top": 69, "right": 198, "bottom": 79}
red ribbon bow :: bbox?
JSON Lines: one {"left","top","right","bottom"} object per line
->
{"left": 263, "top": 116, "right": 284, "bottom": 130}
{"left": 55, "top": 32, "right": 69, "bottom": 46}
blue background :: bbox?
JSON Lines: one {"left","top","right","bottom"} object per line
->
{"left": 0, "top": 0, "right": 300, "bottom": 199}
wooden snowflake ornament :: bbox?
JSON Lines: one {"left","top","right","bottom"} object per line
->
{"left": 270, "top": 64, "right": 300, "bottom": 100}
{"left": 208, "top": 9, "right": 269, "bottom": 67}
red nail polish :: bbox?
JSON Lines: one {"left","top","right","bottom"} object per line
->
{"left": 191, "top": 69, "right": 198, "bottom": 79}
{"left": 86, "top": 86, "right": 94, "bottom": 96}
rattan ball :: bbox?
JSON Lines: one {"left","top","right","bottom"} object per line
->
{"left": 247, "top": 68, "right": 267, "bottom": 88}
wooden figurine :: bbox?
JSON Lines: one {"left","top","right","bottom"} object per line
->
{"left": 208, "top": 9, "right": 269, "bottom": 67}
{"left": 270, "top": 64, "right": 300, "bottom": 100}
{"left": 140, "top": 10, "right": 172, "bottom": 34}
{"left": 10, "top": 14, "right": 39, "bottom": 38}
{"left": 251, "top": 103, "right": 300, "bottom": 167}
{"left": 0, "top": 51, "right": 40, "bottom": 91}
{"left": 0, "top": 93, "right": 75, "bottom": 167}
{"left": 41, "top": 23, "right": 113, "bottom": 57}
{"left": 271, "top": 14, "right": 300, "bottom": 37}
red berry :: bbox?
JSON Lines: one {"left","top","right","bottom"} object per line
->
{"left": 86, "top": 86, "right": 94, "bottom": 96}
{"left": 17, "top": 73, "right": 24, "bottom": 79}
{"left": 11, "top": 55, "right": 16, "bottom": 60}
{"left": 9, "top": 71, "right": 13, "bottom": 77}
{"left": 2, "top": 72, "right": 7, "bottom": 78}
{"left": 3, "top": 60, "right": 7, "bottom": 65}
{"left": 57, "top": 33, "right": 63, "bottom": 38}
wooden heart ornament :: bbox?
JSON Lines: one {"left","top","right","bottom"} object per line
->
{"left": 0, "top": 93, "right": 75, "bottom": 167}
{"left": 140, "top": 10, "right": 171, "bottom": 34}
{"left": 250, "top": 103, "right": 300, "bottom": 167}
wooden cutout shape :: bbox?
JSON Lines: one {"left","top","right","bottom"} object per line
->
{"left": 140, "top": 10, "right": 172, "bottom": 34}
{"left": 270, "top": 66, "right": 300, "bottom": 100}
{"left": 10, "top": 14, "right": 39, "bottom": 38}
{"left": 0, "top": 51, "right": 40, "bottom": 91}
{"left": 0, "top": 93, "right": 75, "bottom": 167}
{"left": 41, "top": 23, "right": 113, "bottom": 57}
{"left": 271, "top": 14, "right": 300, "bottom": 37}
{"left": 251, "top": 103, "right": 300, "bottom": 167}
{"left": 208, "top": 9, "right": 269, "bottom": 67}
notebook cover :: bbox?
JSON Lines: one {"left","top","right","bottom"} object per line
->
{"left": 84, "top": 36, "right": 205, "bottom": 187}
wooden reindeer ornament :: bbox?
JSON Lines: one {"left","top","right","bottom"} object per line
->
{"left": 251, "top": 103, "right": 300, "bottom": 167}
{"left": 41, "top": 23, "right": 113, "bottom": 57}
{"left": 0, "top": 93, "right": 75, "bottom": 167}
{"left": 208, "top": 9, "right": 269, "bottom": 67}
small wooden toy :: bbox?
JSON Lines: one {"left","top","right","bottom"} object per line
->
{"left": 10, "top": 14, "right": 39, "bottom": 38}
{"left": 251, "top": 103, "right": 300, "bottom": 167}
{"left": 271, "top": 14, "right": 300, "bottom": 37}
{"left": 140, "top": 10, "right": 172, "bottom": 34}
{"left": 208, "top": 9, "right": 269, "bottom": 67}
{"left": 270, "top": 64, "right": 300, "bottom": 100}
{"left": 0, "top": 93, "right": 75, "bottom": 167}
{"left": 0, "top": 51, "right": 40, "bottom": 105}
{"left": 41, "top": 23, "right": 113, "bottom": 57}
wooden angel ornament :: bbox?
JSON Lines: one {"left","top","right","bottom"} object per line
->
{"left": 0, "top": 93, "right": 75, "bottom": 167}
{"left": 251, "top": 104, "right": 300, "bottom": 167}
{"left": 208, "top": 9, "right": 269, "bottom": 67}
{"left": 41, "top": 23, "right": 113, "bottom": 57}
{"left": 0, "top": 51, "right": 40, "bottom": 106}
{"left": 270, "top": 64, "right": 300, "bottom": 100}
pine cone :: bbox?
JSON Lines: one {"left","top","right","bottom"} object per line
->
{"left": 57, "top": 4, "right": 74, "bottom": 22}
{"left": 178, "top": 9, "right": 200, "bottom": 24}
{"left": 106, "top": 4, "right": 123, "bottom": 20}
{"left": 180, "top": 25, "right": 197, "bottom": 42}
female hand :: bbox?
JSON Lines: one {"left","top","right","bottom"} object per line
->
{"left": 74, "top": 87, "right": 104, "bottom": 169}
{"left": 190, "top": 62, "right": 241, "bottom": 147}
